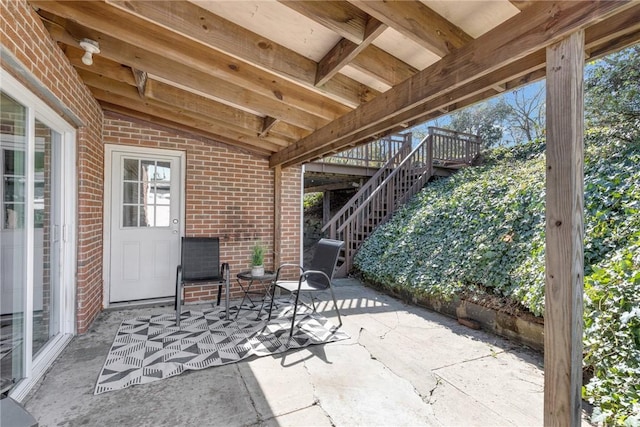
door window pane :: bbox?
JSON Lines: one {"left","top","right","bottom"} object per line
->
{"left": 123, "top": 158, "right": 138, "bottom": 181}
{"left": 122, "top": 158, "right": 171, "bottom": 227}
{"left": 123, "top": 182, "right": 139, "bottom": 204}
{"left": 123, "top": 205, "right": 138, "bottom": 227}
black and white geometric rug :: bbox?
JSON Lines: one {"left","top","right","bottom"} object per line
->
{"left": 94, "top": 302, "right": 348, "bottom": 394}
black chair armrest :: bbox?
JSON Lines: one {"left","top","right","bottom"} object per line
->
{"left": 275, "top": 263, "right": 304, "bottom": 281}
{"left": 300, "top": 269, "right": 331, "bottom": 290}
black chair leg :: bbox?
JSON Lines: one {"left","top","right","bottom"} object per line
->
{"left": 329, "top": 286, "right": 342, "bottom": 328}
{"left": 289, "top": 291, "right": 301, "bottom": 338}
{"left": 175, "top": 267, "right": 183, "bottom": 327}
{"left": 267, "top": 288, "right": 276, "bottom": 321}
{"left": 216, "top": 285, "right": 222, "bottom": 306}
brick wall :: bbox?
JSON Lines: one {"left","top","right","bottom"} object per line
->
{"left": 1, "top": 0, "right": 302, "bottom": 327}
{"left": 1, "top": 0, "right": 105, "bottom": 333}
{"left": 103, "top": 114, "right": 302, "bottom": 303}
{"left": 280, "top": 167, "right": 303, "bottom": 265}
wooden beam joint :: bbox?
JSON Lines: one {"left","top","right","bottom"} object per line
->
{"left": 131, "top": 67, "right": 147, "bottom": 98}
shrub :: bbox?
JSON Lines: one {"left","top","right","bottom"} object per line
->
{"left": 354, "top": 131, "right": 640, "bottom": 424}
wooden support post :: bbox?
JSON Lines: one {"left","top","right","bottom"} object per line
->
{"left": 274, "top": 165, "right": 282, "bottom": 268}
{"left": 544, "top": 30, "right": 585, "bottom": 427}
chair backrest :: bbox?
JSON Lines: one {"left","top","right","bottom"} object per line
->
{"left": 307, "top": 238, "right": 344, "bottom": 288}
{"left": 181, "top": 237, "right": 221, "bottom": 281}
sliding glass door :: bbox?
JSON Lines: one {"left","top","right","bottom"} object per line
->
{"left": 32, "top": 119, "right": 61, "bottom": 358}
{"left": 1, "top": 72, "right": 76, "bottom": 398}
{"left": 0, "top": 92, "right": 27, "bottom": 394}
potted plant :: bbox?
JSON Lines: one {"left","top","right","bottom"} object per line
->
{"left": 250, "top": 242, "right": 265, "bottom": 277}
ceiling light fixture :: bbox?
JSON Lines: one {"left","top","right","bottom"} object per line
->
{"left": 79, "top": 38, "right": 100, "bottom": 66}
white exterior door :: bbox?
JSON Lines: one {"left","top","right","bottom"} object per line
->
{"left": 108, "top": 148, "right": 183, "bottom": 302}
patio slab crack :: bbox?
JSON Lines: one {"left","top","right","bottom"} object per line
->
{"left": 301, "top": 356, "right": 338, "bottom": 427}
{"left": 236, "top": 363, "right": 263, "bottom": 426}
{"left": 355, "top": 325, "right": 433, "bottom": 405}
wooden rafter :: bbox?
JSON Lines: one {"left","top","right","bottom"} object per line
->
{"left": 83, "top": 73, "right": 289, "bottom": 151}
{"left": 102, "top": 106, "right": 273, "bottom": 157}
{"left": 509, "top": 1, "right": 535, "bottom": 12}
{"left": 277, "top": 1, "right": 391, "bottom": 86}
{"left": 62, "top": 44, "right": 136, "bottom": 85}
{"left": 315, "top": 18, "right": 387, "bottom": 86}
{"left": 41, "top": 19, "right": 329, "bottom": 132}
{"left": 102, "top": 0, "right": 376, "bottom": 108}
{"left": 349, "top": 45, "right": 418, "bottom": 87}
{"left": 278, "top": 0, "right": 370, "bottom": 44}
{"left": 270, "top": 1, "right": 634, "bottom": 168}
{"left": 61, "top": 44, "right": 305, "bottom": 142}
{"left": 31, "top": 0, "right": 640, "bottom": 165}
{"left": 33, "top": 2, "right": 351, "bottom": 122}
{"left": 95, "top": 92, "right": 285, "bottom": 154}
{"left": 348, "top": 0, "right": 473, "bottom": 57}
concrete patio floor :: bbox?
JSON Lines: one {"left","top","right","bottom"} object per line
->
{"left": 24, "top": 278, "right": 559, "bottom": 426}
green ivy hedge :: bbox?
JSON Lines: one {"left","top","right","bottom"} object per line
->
{"left": 354, "top": 128, "right": 640, "bottom": 425}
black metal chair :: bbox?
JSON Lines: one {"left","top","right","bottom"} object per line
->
{"left": 267, "top": 238, "right": 344, "bottom": 337}
{"left": 175, "top": 237, "right": 230, "bottom": 327}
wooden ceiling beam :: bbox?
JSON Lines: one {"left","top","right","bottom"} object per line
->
{"left": 584, "top": 3, "right": 640, "bottom": 58}
{"left": 278, "top": 1, "right": 395, "bottom": 88}
{"left": 61, "top": 44, "right": 308, "bottom": 140}
{"left": 278, "top": 0, "right": 369, "bottom": 44}
{"left": 102, "top": 0, "right": 376, "bottom": 108}
{"left": 328, "top": 5, "right": 640, "bottom": 155}
{"left": 399, "top": 4, "right": 640, "bottom": 132}
{"left": 41, "top": 18, "right": 329, "bottom": 132}
{"left": 315, "top": 18, "right": 387, "bottom": 86}
{"left": 79, "top": 70, "right": 291, "bottom": 149}
{"left": 588, "top": 28, "right": 640, "bottom": 61}
{"left": 509, "top": 1, "right": 535, "bottom": 12}
{"left": 348, "top": 0, "right": 473, "bottom": 57}
{"left": 269, "top": 121, "right": 310, "bottom": 142}
{"left": 33, "top": 1, "right": 350, "bottom": 122}
{"left": 142, "top": 79, "right": 267, "bottom": 140}
{"left": 102, "top": 104, "right": 273, "bottom": 157}
{"left": 143, "top": 79, "right": 301, "bottom": 143}
{"left": 61, "top": 44, "right": 136, "bottom": 86}
{"left": 271, "top": 1, "right": 633, "bottom": 168}
{"left": 305, "top": 181, "right": 361, "bottom": 193}
{"left": 90, "top": 85, "right": 286, "bottom": 153}
{"left": 350, "top": 45, "right": 418, "bottom": 87}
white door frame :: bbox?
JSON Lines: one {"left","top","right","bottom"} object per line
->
{"left": 103, "top": 144, "right": 186, "bottom": 307}
{"left": 1, "top": 69, "right": 77, "bottom": 401}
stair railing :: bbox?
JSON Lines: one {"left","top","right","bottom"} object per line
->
{"left": 324, "top": 133, "right": 433, "bottom": 273}
{"left": 322, "top": 133, "right": 412, "bottom": 237}
{"left": 322, "top": 127, "right": 480, "bottom": 275}
{"left": 430, "top": 126, "right": 481, "bottom": 164}
{"left": 314, "top": 133, "right": 409, "bottom": 169}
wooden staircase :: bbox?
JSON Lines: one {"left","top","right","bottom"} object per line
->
{"left": 323, "top": 127, "right": 480, "bottom": 277}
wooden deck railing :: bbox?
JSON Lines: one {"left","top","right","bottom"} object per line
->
{"left": 431, "top": 127, "right": 481, "bottom": 164}
{"left": 314, "top": 134, "right": 409, "bottom": 168}
{"left": 323, "top": 127, "right": 480, "bottom": 275}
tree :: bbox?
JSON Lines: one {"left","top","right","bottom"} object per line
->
{"left": 448, "top": 99, "right": 512, "bottom": 148}
{"left": 585, "top": 44, "right": 640, "bottom": 140}
{"left": 503, "top": 83, "right": 546, "bottom": 144}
